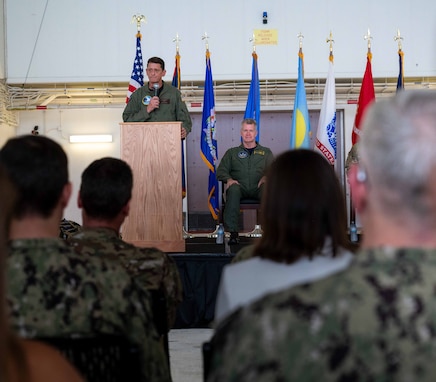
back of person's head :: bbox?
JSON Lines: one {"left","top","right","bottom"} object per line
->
{"left": 0, "top": 165, "right": 26, "bottom": 382}
{"left": 0, "top": 135, "right": 68, "bottom": 219}
{"left": 80, "top": 157, "right": 133, "bottom": 220}
{"left": 358, "top": 90, "right": 436, "bottom": 223}
{"left": 147, "top": 56, "right": 165, "bottom": 70}
{"left": 254, "top": 149, "right": 350, "bottom": 263}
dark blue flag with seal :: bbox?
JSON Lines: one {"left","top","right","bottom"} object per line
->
{"left": 200, "top": 50, "right": 219, "bottom": 220}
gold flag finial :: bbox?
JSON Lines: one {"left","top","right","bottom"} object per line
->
{"left": 364, "top": 28, "right": 373, "bottom": 52}
{"left": 202, "top": 32, "right": 210, "bottom": 51}
{"left": 326, "top": 31, "right": 334, "bottom": 53}
{"left": 394, "top": 29, "right": 403, "bottom": 51}
{"left": 131, "top": 14, "right": 146, "bottom": 32}
{"left": 249, "top": 33, "right": 256, "bottom": 53}
{"left": 173, "top": 33, "right": 181, "bottom": 54}
{"left": 326, "top": 31, "right": 334, "bottom": 62}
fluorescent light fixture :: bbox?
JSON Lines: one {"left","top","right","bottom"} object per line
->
{"left": 69, "top": 134, "right": 113, "bottom": 143}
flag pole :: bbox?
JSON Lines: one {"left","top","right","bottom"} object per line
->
{"left": 315, "top": 31, "right": 336, "bottom": 165}
{"left": 290, "top": 32, "right": 310, "bottom": 149}
{"left": 126, "top": 15, "right": 146, "bottom": 103}
{"left": 246, "top": 33, "right": 260, "bottom": 141}
{"left": 171, "top": 33, "right": 189, "bottom": 235}
{"left": 394, "top": 29, "right": 405, "bottom": 91}
{"left": 349, "top": 29, "right": 374, "bottom": 243}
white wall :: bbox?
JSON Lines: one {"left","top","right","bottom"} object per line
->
{"left": 6, "top": 0, "right": 436, "bottom": 83}
{"left": 16, "top": 108, "right": 124, "bottom": 223}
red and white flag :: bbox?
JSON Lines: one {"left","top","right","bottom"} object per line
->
{"left": 351, "top": 52, "right": 375, "bottom": 145}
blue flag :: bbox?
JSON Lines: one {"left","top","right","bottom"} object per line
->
{"left": 290, "top": 49, "right": 311, "bottom": 148}
{"left": 200, "top": 50, "right": 219, "bottom": 220}
{"left": 126, "top": 33, "right": 144, "bottom": 103}
{"left": 244, "top": 51, "right": 261, "bottom": 141}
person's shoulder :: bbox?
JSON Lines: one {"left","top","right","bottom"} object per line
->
{"left": 130, "top": 85, "right": 148, "bottom": 97}
{"left": 231, "top": 244, "right": 256, "bottom": 263}
{"left": 162, "top": 81, "right": 180, "bottom": 95}
{"left": 226, "top": 145, "right": 244, "bottom": 153}
{"left": 21, "top": 339, "right": 84, "bottom": 382}
{"left": 255, "top": 143, "right": 273, "bottom": 152}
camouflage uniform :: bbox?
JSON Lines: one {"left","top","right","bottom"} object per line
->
{"left": 68, "top": 227, "right": 183, "bottom": 328}
{"left": 207, "top": 247, "right": 436, "bottom": 382}
{"left": 7, "top": 237, "right": 171, "bottom": 382}
{"left": 345, "top": 142, "right": 360, "bottom": 172}
{"left": 59, "top": 218, "right": 82, "bottom": 240}
{"left": 231, "top": 244, "right": 255, "bottom": 263}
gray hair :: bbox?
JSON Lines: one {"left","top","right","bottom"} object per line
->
{"left": 241, "top": 118, "right": 257, "bottom": 128}
{"left": 359, "top": 90, "right": 436, "bottom": 219}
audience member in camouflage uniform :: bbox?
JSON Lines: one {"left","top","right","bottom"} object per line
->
{"left": 68, "top": 157, "right": 183, "bottom": 329}
{"left": 0, "top": 135, "right": 170, "bottom": 382}
{"left": 0, "top": 159, "right": 85, "bottom": 382}
{"left": 207, "top": 90, "right": 436, "bottom": 382}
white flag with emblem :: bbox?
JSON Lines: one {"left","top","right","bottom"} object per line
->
{"left": 315, "top": 55, "right": 336, "bottom": 165}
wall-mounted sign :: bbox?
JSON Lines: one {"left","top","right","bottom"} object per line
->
{"left": 253, "top": 29, "right": 278, "bottom": 45}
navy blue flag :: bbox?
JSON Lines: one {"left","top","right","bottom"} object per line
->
{"left": 200, "top": 50, "right": 219, "bottom": 220}
{"left": 396, "top": 49, "right": 404, "bottom": 91}
{"left": 171, "top": 51, "right": 187, "bottom": 198}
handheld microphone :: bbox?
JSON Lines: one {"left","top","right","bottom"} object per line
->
{"left": 153, "top": 83, "right": 159, "bottom": 97}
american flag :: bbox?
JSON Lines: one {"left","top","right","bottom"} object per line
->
{"left": 126, "top": 33, "right": 144, "bottom": 103}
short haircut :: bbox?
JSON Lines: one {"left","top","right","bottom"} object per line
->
{"left": 0, "top": 135, "right": 68, "bottom": 219}
{"left": 80, "top": 157, "right": 133, "bottom": 220}
{"left": 147, "top": 57, "right": 165, "bottom": 71}
{"left": 254, "top": 149, "right": 351, "bottom": 263}
{"left": 241, "top": 118, "right": 257, "bottom": 127}
{"left": 359, "top": 90, "right": 436, "bottom": 220}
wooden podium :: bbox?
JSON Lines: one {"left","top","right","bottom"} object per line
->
{"left": 120, "top": 122, "right": 185, "bottom": 252}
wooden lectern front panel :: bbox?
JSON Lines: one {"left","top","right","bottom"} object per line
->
{"left": 120, "top": 122, "right": 185, "bottom": 252}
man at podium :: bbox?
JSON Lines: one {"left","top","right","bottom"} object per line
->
{"left": 122, "top": 56, "right": 192, "bottom": 139}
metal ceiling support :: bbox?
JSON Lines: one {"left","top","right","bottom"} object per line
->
{"left": 5, "top": 77, "right": 436, "bottom": 110}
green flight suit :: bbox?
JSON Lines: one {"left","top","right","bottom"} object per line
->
{"left": 217, "top": 144, "right": 274, "bottom": 232}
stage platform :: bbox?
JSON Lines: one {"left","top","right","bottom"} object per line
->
{"left": 169, "top": 236, "right": 258, "bottom": 329}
